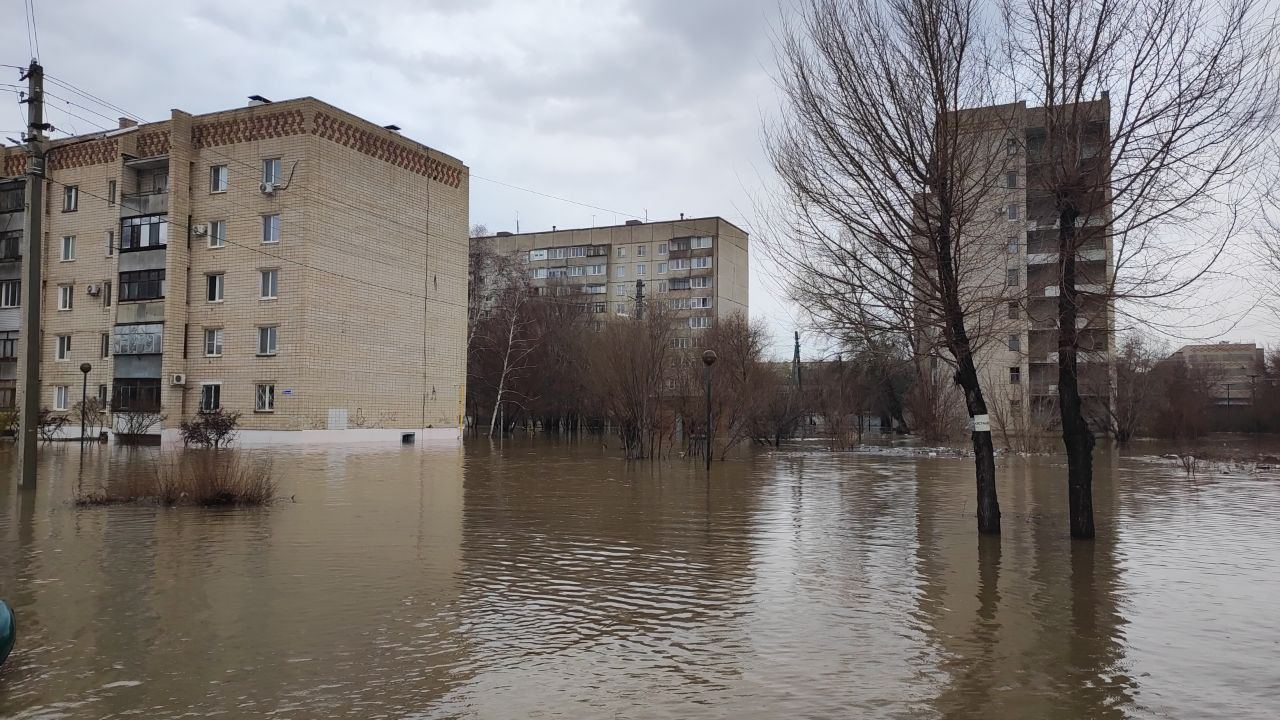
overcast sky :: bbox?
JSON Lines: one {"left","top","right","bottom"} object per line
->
{"left": 3, "top": 0, "right": 1274, "bottom": 358}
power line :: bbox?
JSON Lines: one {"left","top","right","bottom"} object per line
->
{"left": 27, "top": 0, "right": 41, "bottom": 62}
{"left": 21, "top": 2, "right": 34, "bottom": 62}
{"left": 45, "top": 75, "right": 143, "bottom": 123}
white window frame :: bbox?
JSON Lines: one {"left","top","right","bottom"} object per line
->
{"left": 689, "top": 316, "right": 712, "bottom": 329}
{"left": 637, "top": 245, "right": 646, "bottom": 257}
{"left": 262, "top": 214, "right": 281, "bottom": 244}
{"left": 207, "top": 273, "right": 225, "bottom": 302}
{"left": 63, "top": 185, "right": 78, "bottom": 212}
{"left": 658, "top": 243, "right": 668, "bottom": 255}
{"left": 690, "top": 276, "right": 711, "bottom": 289}
{"left": 56, "top": 334, "right": 71, "bottom": 361}
{"left": 1007, "top": 204, "right": 1020, "bottom": 221}
{"left": 0, "top": 279, "right": 19, "bottom": 308}
{"left": 260, "top": 268, "right": 279, "bottom": 299}
{"left": 204, "top": 328, "right": 224, "bottom": 357}
{"left": 210, "top": 165, "right": 229, "bottom": 193}
{"left": 200, "top": 382, "right": 222, "bottom": 412}
{"left": 209, "top": 220, "right": 226, "bottom": 249}
{"left": 255, "top": 383, "right": 275, "bottom": 413}
{"left": 616, "top": 247, "right": 627, "bottom": 258}
{"left": 257, "top": 326, "right": 278, "bottom": 356}
{"left": 60, "top": 235, "right": 76, "bottom": 262}
{"left": 692, "top": 257, "right": 711, "bottom": 269}
{"left": 614, "top": 266, "right": 626, "bottom": 278}
{"left": 55, "top": 385, "right": 68, "bottom": 411}
{"left": 636, "top": 263, "right": 646, "bottom": 276}
{"left": 691, "top": 297, "right": 711, "bottom": 309}
{"left": 58, "top": 284, "right": 73, "bottom": 311}
{"left": 262, "top": 158, "right": 281, "bottom": 185}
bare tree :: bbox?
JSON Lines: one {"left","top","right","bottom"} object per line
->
{"left": 699, "top": 313, "right": 771, "bottom": 459}
{"left": 767, "top": 0, "right": 1012, "bottom": 533}
{"left": 481, "top": 278, "right": 540, "bottom": 438}
{"left": 1002, "top": 0, "right": 1280, "bottom": 537}
{"left": 1097, "top": 332, "right": 1167, "bottom": 441}
{"left": 587, "top": 307, "right": 679, "bottom": 459}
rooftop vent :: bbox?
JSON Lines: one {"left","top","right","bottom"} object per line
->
{"left": 118, "top": 118, "right": 137, "bottom": 129}
{"left": 248, "top": 95, "right": 272, "bottom": 106}
{"left": 496, "top": 231, "right": 513, "bottom": 237}
{"left": 625, "top": 220, "right": 642, "bottom": 226}
{"left": 383, "top": 124, "right": 401, "bottom": 133}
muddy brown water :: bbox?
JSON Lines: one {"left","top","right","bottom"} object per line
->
{"left": 1, "top": 439, "right": 1278, "bottom": 718}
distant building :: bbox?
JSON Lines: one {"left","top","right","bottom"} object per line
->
{"left": 1168, "top": 342, "right": 1266, "bottom": 408}
{"left": 477, "top": 217, "right": 749, "bottom": 346}
{"left": 0, "top": 96, "right": 468, "bottom": 442}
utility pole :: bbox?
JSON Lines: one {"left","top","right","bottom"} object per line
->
{"left": 634, "top": 279, "right": 645, "bottom": 320}
{"left": 19, "top": 60, "right": 45, "bottom": 489}
{"left": 792, "top": 330, "right": 801, "bottom": 388}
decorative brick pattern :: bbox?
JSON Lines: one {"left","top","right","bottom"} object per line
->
{"left": 193, "top": 110, "right": 307, "bottom": 149}
{"left": 46, "top": 138, "right": 117, "bottom": 171}
{"left": 313, "top": 112, "right": 463, "bottom": 188}
{"left": 135, "top": 130, "right": 170, "bottom": 158}
{"left": 2, "top": 152, "right": 24, "bottom": 176}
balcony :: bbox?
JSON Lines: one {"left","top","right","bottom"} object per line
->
{"left": 120, "top": 191, "right": 168, "bottom": 218}
{"left": 1026, "top": 249, "right": 1107, "bottom": 266}
{"left": 0, "top": 233, "right": 19, "bottom": 262}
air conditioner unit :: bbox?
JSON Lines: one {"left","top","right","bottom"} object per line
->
{"left": 171, "top": 373, "right": 186, "bottom": 386}
{"left": 85, "top": 283, "right": 101, "bottom": 296}
{"left": 259, "top": 181, "right": 277, "bottom": 196}
{"left": 192, "top": 223, "right": 209, "bottom": 236}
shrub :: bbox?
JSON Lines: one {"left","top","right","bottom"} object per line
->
{"left": 76, "top": 451, "right": 276, "bottom": 507}
{"left": 179, "top": 409, "right": 241, "bottom": 448}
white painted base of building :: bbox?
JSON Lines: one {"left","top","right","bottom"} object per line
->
{"left": 158, "top": 426, "right": 462, "bottom": 449}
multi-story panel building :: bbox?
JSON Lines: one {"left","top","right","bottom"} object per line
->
{"left": 478, "top": 217, "right": 749, "bottom": 346}
{"left": 0, "top": 96, "right": 468, "bottom": 443}
{"left": 951, "top": 99, "right": 1116, "bottom": 435}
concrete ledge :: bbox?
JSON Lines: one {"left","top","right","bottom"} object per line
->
{"left": 159, "top": 426, "right": 461, "bottom": 449}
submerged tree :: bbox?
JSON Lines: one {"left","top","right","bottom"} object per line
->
{"left": 1002, "top": 0, "right": 1280, "bottom": 537}
{"left": 768, "top": 0, "right": 1012, "bottom": 533}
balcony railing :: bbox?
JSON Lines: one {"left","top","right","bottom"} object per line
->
{"left": 120, "top": 191, "right": 168, "bottom": 217}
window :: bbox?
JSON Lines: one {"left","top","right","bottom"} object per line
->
{"left": 0, "top": 279, "right": 19, "bottom": 308}
{"left": 658, "top": 262, "right": 667, "bottom": 274}
{"left": 112, "top": 378, "right": 161, "bottom": 412}
{"left": 691, "top": 236, "right": 713, "bottom": 249}
{"left": 143, "top": 171, "right": 168, "bottom": 193}
{"left": 0, "top": 230, "right": 18, "bottom": 260}
{"left": 689, "top": 316, "right": 712, "bottom": 329}
{"left": 107, "top": 180, "right": 116, "bottom": 206}
{"left": 533, "top": 268, "right": 548, "bottom": 279}
{"left": 547, "top": 267, "right": 567, "bottom": 279}
{"left": 569, "top": 246, "right": 586, "bottom": 258}
{"left": 616, "top": 247, "right": 627, "bottom": 258}
{"left": 256, "top": 383, "right": 275, "bottom": 412}
{"left": 1007, "top": 237, "right": 1019, "bottom": 254}
{"left": 106, "top": 230, "right": 115, "bottom": 256}
{"left": 636, "top": 263, "right": 646, "bottom": 276}
{"left": 614, "top": 283, "right": 627, "bottom": 296}
{"left": 690, "top": 276, "right": 711, "bottom": 289}
{"left": 260, "top": 269, "right": 278, "bottom": 299}
{"left": 1006, "top": 171, "right": 1018, "bottom": 189}
{"left": 637, "top": 245, "right": 646, "bottom": 257}
{"left": 63, "top": 185, "right": 78, "bottom": 212}
{"left": 1006, "top": 269, "right": 1019, "bottom": 287}
{"left": 200, "top": 383, "right": 221, "bottom": 412}
{"left": 615, "top": 265, "right": 626, "bottom": 278}
{"left": 120, "top": 269, "right": 165, "bottom": 301}
{"left": 209, "top": 220, "right": 226, "bottom": 248}
{"left": 257, "top": 326, "right": 277, "bottom": 356}
{"left": 587, "top": 264, "right": 605, "bottom": 276}
{"left": 658, "top": 243, "right": 668, "bottom": 255}
{"left": 671, "top": 337, "right": 691, "bottom": 349}
{"left": 657, "top": 280, "right": 668, "bottom": 293}
{"left": 669, "top": 258, "right": 689, "bottom": 270}
{"left": 1007, "top": 138, "right": 1018, "bottom": 155}
{"left": 206, "top": 273, "right": 224, "bottom": 302}
{"left": 692, "top": 257, "right": 712, "bottom": 269}
{"left": 262, "top": 214, "right": 280, "bottom": 244}
{"left": 262, "top": 158, "right": 281, "bottom": 185}
{"left": 529, "top": 249, "right": 547, "bottom": 261}
{"left": 55, "top": 386, "right": 69, "bottom": 411}
{"left": 0, "top": 332, "right": 14, "bottom": 360}
{"left": 97, "top": 384, "right": 108, "bottom": 409}
{"left": 1008, "top": 334, "right": 1021, "bottom": 352}
{"left": 61, "top": 235, "right": 76, "bottom": 261}
{"left": 210, "top": 165, "right": 228, "bottom": 193}
{"left": 103, "top": 280, "right": 112, "bottom": 307}
{"left": 691, "top": 297, "right": 712, "bottom": 309}
{"left": 100, "top": 333, "right": 110, "bottom": 359}
{"left": 589, "top": 302, "right": 606, "bottom": 314}
{"left": 120, "top": 216, "right": 168, "bottom": 250}
{"left": 1007, "top": 204, "right": 1019, "bottom": 221}
{"left": 58, "top": 284, "right": 73, "bottom": 311}
{"left": 56, "top": 334, "right": 71, "bottom": 360}
{"left": 1009, "top": 366, "right": 1021, "bottom": 384}
{"left": 568, "top": 266, "right": 586, "bottom": 277}
{"left": 615, "top": 302, "right": 629, "bottom": 315}
{"left": 204, "top": 328, "right": 223, "bottom": 357}
{"left": 1008, "top": 301, "right": 1019, "bottom": 319}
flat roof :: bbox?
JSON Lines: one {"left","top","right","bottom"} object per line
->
{"left": 480, "top": 215, "right": 747, "bottom": 239}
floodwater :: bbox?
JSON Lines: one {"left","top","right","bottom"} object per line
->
{"left": 1, "top": 439, "right": 1278, "bottom": 719}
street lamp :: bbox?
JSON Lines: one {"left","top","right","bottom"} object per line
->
{"left": 78, "top": 362, "right": 91, "bottom": 447}
{"left": 702, "top": 349, "right": 717, "bottom": 471}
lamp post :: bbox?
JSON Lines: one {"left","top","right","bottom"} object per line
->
{"left": 702, "top": 350, "right": 717, "bottom": 471}
{"left": 78, "top": 363, "right": 91, "bottom": 448}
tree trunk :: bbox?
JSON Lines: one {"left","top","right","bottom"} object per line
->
{"left": 954, "top": 344, "right": 1001, "bottom": 535}
{"left": 1058, "top": 210, "right": 1096, "bottom": 539}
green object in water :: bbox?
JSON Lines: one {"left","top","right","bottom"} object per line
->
{"left": 0, "top": 600, "right": 14, "bottom": 667}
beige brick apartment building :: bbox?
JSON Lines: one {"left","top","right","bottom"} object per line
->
{"left": 0, "top": 97, "right": 468, "bottom": 443}
{"left": 478, "top": 217, "right": 749, "bottom": 346}
{"left": 953, "top": 99, "right": 1116, "bottom": 437}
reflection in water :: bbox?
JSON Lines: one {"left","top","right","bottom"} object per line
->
{"left": 0, "top": 440, "right": 1278, "bottom": 718}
